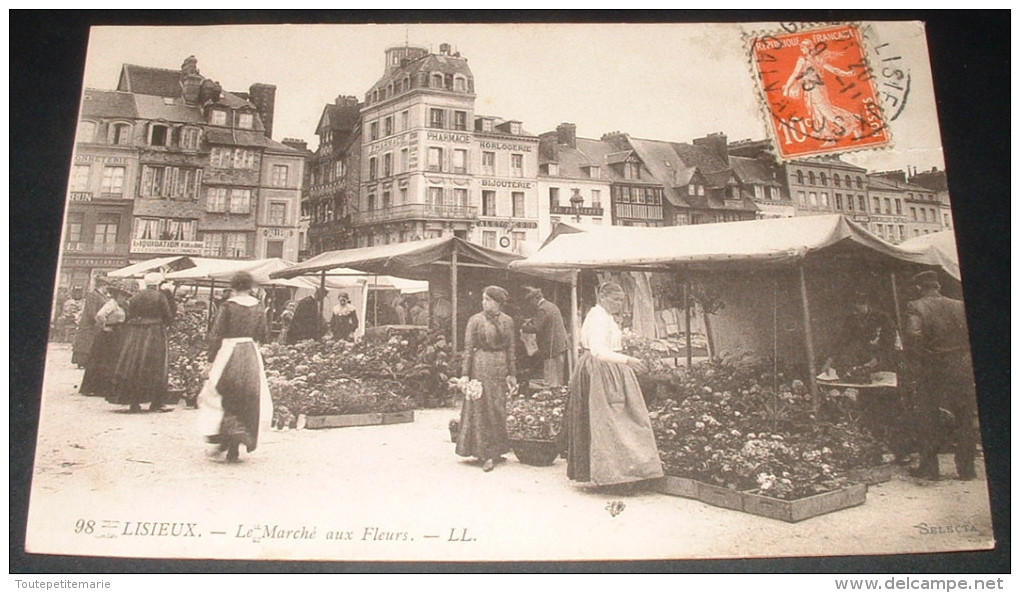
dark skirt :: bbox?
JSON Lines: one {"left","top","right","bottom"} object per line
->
{"left": 456, "top": 350, "right": 511, "bottom": 461}
{"left": 108, "top": 322, "right": 168, "bottom": 407}
{"left": 566, "top": 352, "right": 663, "bottom": 486}
{"left": 198, "top": 338, "right": 273, "bottom": 453}
{"left": 80, "top": 326, "right": 124, "bottom": 397}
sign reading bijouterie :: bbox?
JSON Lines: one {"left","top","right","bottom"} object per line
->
{"left": 477, "top": 140, "right": 532, "bottom": 152}
{"left": 480, "top": 179, "right": 534, "bottom": 189}
{"left": 130, "top": 239, "right": 205, "bottom": 255}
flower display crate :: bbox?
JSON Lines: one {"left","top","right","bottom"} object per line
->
{"left": 653, "top": 475, "right": 869, "bottom": 522}
{"left": 509, "top": 439, "right": 560, "bottom": 466}
{"left": 841, "top": 464, "right": 894, "bottom": 486}
{"left": 303, "top": 410, "right": 414, "bottom": 430}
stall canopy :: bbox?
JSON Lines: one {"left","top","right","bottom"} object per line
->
{"left": 165, "top": 258, "right": 294, "bottom": 285}
{"left": 897, "top": 230, "right": 961, "bottom": 281}
{"left": 511, "top": 215, "right": 923, "bottom": 272}
{"left": 107, "top": 256, "right": 195, "bottom": 278}
{"left": 270, "top": 235, "right": 546, "bottom": 282}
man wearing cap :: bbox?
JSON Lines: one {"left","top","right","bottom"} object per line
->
{"left": 822, "top": 288, "right": 897, "bottom": 382}
{"left": 521, "top": 287, "right": 570, "bottom": 387}
{"left": 904, "top": 270, "right": 978, "bottom": 481}
{"left": 72, "top": 273, "right": 110, "bottom": 369}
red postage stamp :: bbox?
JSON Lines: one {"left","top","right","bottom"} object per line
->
{"left": 749, "top": 23, "right": 891, "bottom": 159}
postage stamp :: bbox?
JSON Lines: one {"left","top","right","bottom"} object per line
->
{"left": 748, "top": 23, "right": 892, "bottom": 160}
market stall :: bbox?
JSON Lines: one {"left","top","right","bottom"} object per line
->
{"left": 270, "top": 236, "right": 568, "bottom": 351}
{"left": 508, "top": 215, "right": 939, "bottom": 514}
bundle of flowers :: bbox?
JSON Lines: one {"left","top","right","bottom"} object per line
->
{"left": 505, "top": 386, "right": 568, "bottom": 441}
{"left": 650, "top": 359, "right": 890, "bottom": 500}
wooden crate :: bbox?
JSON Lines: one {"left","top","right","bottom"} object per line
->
{"left": 304, "top": 411, "right": 414, "bottom": 430}
{"left": 651, "top": 476, "right": 699, "bottom": 499}
{"left": 697, "top": 482, "right": 746, "bottom": 511}
{"left": 742, "top": 483, "right": 867, "bottom": 523}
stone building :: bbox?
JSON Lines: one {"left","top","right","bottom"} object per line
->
{"left": 304, "top": 95, "right": 362, "bottom": 256}
{"left": 353, "top": 44, "right": 540, "bottom": 252}
{"left": 536, "top": 123, "right": 611, "bottom": 239}
{"left": 783, "top": 155, "right": 871, "bottom": 221}
{"left": 59, "top": 56, "right": 306, "bottom": 291}
{"left": 908, "top": 167, "right": 954, "bottom": 232}
{"left": 872, "top": 170, "right": 944, "bottom": 239}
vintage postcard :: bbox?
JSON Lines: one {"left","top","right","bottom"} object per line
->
{"left": 18, "top": 20, "right": 1001, "bottom": 567}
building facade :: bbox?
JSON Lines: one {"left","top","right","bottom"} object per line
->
{"left": 537, "top": 123, "right": 610, "bottom": 239}
{"left": 353, "top": 44, "right": 541, "bottom": 253}
{"left": 58, "top": 56, "right": 305, "bottom": 292}
{"left": 873, "top": 170, "right": 945, "bottom": 239}
{"left": 304, "top": 95, "right": 361, "bottom": 256}
{"left": 783, "top": 155, "right": 871, "bottom": 222}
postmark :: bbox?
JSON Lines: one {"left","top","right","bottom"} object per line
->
{"left": 748, "top": 23, "right": 892, "bottom": 160}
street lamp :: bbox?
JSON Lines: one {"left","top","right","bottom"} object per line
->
{"left": 569, "top": 188, "right": 584, "bottom": 222}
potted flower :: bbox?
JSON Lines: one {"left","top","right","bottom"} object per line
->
{"left": 505, "top": 386, "right": 568, "bottom": 466}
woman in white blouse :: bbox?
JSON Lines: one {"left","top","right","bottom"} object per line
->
{"left": 566, "top": 281, "right": 664, "bottom": 486}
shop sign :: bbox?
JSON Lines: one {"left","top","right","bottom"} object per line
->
{"left": 477, "top": 140, "right": 533, "bottom": 152}
{"left": 69, "top": 192, "right": 93, "bottom": 202}
{"left": 476, "top": 219, "right": 538, "bottom": 229}
{"left": 852, "top": 214, "right": 871, "bottom": 223}
{"left": 261, "top": 228, "right": 295, "bottom": 238}
{"left": 131, "top": 239, "right": 205, "bottom": 255}
{"left": 75, "top": 155, "right": 129, "bottom": 164}
{"left": 480, "top": 179, "right": 534, "bottom": 190}
{"left": 426, "top": 132, "right": 471, "bottom": 144}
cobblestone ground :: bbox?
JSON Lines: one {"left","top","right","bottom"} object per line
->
{"left": 24, "top": 343, "right": 995, "bottom": 563}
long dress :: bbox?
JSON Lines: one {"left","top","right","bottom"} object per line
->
{"left": 71, "top": 288, "right": 107, "bottom": 366}
{"left": 109, "top": 288, "right": 174, "bottom": 409}
{"left": 330, "top": 303, "right": 359, "bottom": 341}
{"left": 79, "top": 298, "right": 126, "bottom": 397}
{"left": 287, "top": 296, "right": 320, "bottom": 343}
{"left": 566, "top": 304, "right": 663, "bottom": 486}
{"left": 197, "top": 296, "right": 273, "bottom": 456}
{"left": 455, "top": 311, "right": 516, "bottom": 461}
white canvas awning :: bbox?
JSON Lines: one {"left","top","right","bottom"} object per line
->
{"left": 897, "top": 230, "right": 961, "bottom": 281}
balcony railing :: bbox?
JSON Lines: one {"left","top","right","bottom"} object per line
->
{"left": 351, "top": 203, "right": 477, "bottom": 226}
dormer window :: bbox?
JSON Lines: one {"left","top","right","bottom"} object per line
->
{"left": 547, "top": 163, "right": 559, "bottom": 176}
{"left": 509, "top": 121, "right": 522, "bottom": 135}
{"left": 431, "top": 73, "right": 443, "bottom": 88}
{"left": 453, "top": 75, "right": 467, "bottom": 92}
{"left": 109, "top": 122, "right": 132, "bottom": 145}
{"left": 181, "top": 127, "right": 201, "bottom": 151}
{"left": 238, "top": 112, "right": 254, "bottom": 129}
{"left": 481, "top": 118, "right": 493, "bottom": 132}
{"left": 585, "top": 165, "right": 600, "bottom": 179}
{"left": 210, "top": 109, "right": 227, "bottom": 126}
{"left": 149, "top": 123, "right": 169, "bottom": 147}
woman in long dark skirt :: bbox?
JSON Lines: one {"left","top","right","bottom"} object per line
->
{"left": 109, "top": 273, "right": 175, "bottom": 413}
{"left": 455, "top": 285, "right": 517, "bottom": 472}
{"left": 566, "top": 281, "right": 663, "bottom": 486}
{"left": 80, "top": 281, "right": 132, "bottom": 398}
{"left": 197, "top": 271, "right": 273, "bottom": 463}
{"left": 72, "top": 275, "right": 109, "bottom": 369}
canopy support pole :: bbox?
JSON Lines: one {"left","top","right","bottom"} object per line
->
{"left": 684, "top": 279, "right": 693, "bottom": 367}
{"left": 451, "top": 243, "right": 459, "bottom": 352}
{"left": 798, "top": 263, "right": 820, "bottom": 410}
{"left": 570, "top": 269, "right": 579, "bottom": 375}
{"left": 319, "top": 270, "right": 326, "bottom": 335}
{"left": 889, "top": 271, "right": 903, "bottom": 330}
{"left": 206, "top": 279, "right": 216, "bottom": 333}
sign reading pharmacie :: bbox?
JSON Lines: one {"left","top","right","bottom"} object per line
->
{"left": 130, "top": 239, "right": 205, "bottom": 255}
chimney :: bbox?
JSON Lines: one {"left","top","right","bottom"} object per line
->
{"left": 179, "top": 55, "right": 203, "bottom": 105}
{"left": 693, "top": 132, "right": 729, "bottom": 163}
{"left": 335, "top": 94, "right": 359, "bottom": 107}
{"left": 556, "top": 123, "right": 577, "bottom": 149}
{"left": 440, "top": 43, "right": 451, "bottom": 55}
{"left": 248, "top": 83, "right": 277, "bottom": 139}
{"left": 539, "top": 132, "right": 559, "bottom": 162}
{"left": 282, "top": 138, "right": 308, "bottom": 152}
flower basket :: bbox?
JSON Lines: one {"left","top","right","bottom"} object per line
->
{"left": 510, "top": 439, "right": 559, "bottom": 466}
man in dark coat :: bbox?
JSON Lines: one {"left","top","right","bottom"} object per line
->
{"left": 72, "top": 273, "right": 110, "bottom": 368}
{"left": 822, "top": 288, "right": 897, "bottom": 381}
{"left": 904, "top": 270, "right": 978, "bottom": 481}
{"left": 521, "top": 287, "right": 570, "bottom": 387}
{"left": 288, "top": 287, "right": 325, "bottom": 343}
